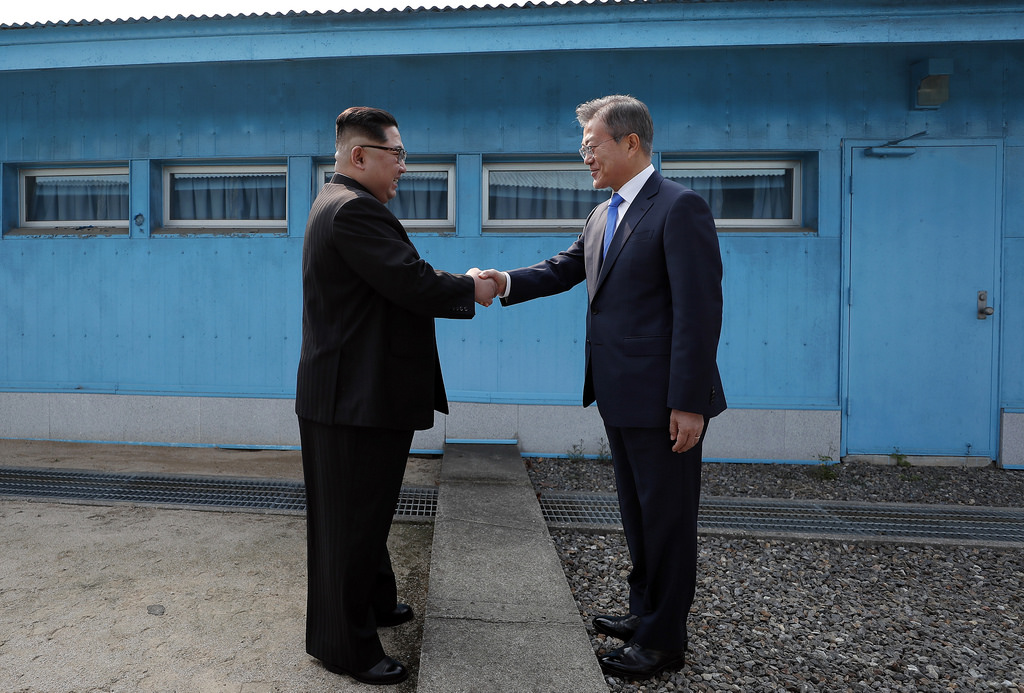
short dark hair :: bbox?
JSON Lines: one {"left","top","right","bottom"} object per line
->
{"left": 335, "top": 107, "right": 399, "bottom": 149}
{"left": 576, "top": 95, "right": 653, "bottom": 156}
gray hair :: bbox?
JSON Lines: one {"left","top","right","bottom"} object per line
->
{"left": 576, "top": 95, "right": 653, "bottom": 155}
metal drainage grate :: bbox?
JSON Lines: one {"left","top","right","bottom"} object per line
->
{"left": 4, "top": 467, "right": 1023, "bottom": 543}
{"left": 698, "top": 497, "right": 1024, "bottom": 543}
{"left": 394, "top": 486, "right": 439, "bottom": 519}
{"left": 542, "top": 493, "right": 622, "bottom": 526}
{"left": 0, "top": 467, "right": 437, "bottom": 518}
{"left": 540, "top": 492, "right": 1024, "bottom": 544}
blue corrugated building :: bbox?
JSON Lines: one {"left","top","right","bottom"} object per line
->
{"left": 1, "top": 0, "right": 1022, "bottom": 467}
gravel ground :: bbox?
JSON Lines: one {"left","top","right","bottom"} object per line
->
{"left": 527, "top": 457, "right": 1024, "bottom": 508}
{"left": 528, "top": 458, "right": 1024, "bottom": 692}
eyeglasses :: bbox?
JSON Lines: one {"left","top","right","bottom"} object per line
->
{"left": 357, "top": 144, "right": 407, "bottom": 164}
{"left": 579, "top": 137, "right": 619, "bottom": 160}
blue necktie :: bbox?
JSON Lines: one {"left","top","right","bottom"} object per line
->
{"left": 602, "top": 193, "right": 624, "bottom": 258}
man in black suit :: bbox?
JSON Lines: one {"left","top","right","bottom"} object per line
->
{"left": 480, "top": 94, "right": 726, "bottom": 679}
{"left": 295, "top": 106, "right": 495, "bottom": 685}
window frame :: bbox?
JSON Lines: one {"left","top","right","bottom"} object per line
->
{"left": 18, "top": 166, "right": 131, "bottom": 233}
{"left": 317, "top": 162, "right": 456, "bottom": 229}
{"left": 162, "top": 163, "right": 288, "bottom": 231}
{"left": 660, "top": 159, "right": 803, "bottom": 230}
{"left": 482, "top": 161, "right": 602, "bottom": 233}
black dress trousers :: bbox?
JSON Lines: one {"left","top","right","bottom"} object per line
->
{"left": 603, "top": 418, "right": 708, "bottom": 651}
{"left": 298, "top": 418, "right": 413, "bottom": 671}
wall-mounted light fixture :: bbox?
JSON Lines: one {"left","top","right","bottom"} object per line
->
{"left": 911, "top": 58, "right": 953, "bottom": 110}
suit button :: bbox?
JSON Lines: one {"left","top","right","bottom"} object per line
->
{"left": 591, "top": 309, "right": 599, "bottom": 315}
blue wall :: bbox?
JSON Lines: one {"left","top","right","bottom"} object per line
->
{"left": 0, "top": 236, "right": 302, "bottom": 396}
{"left": 1, "top": 40, "right": 1021, "bottom": 418}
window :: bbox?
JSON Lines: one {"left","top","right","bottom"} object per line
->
{"left": 484, "top": 163, "right": 605, "bottom": 231}
{"left": 19, "top": 167, "right": 129, "bottom": 232}
{"left": 661, "top": 160, "right": 802, "bottom": 229}
{"left": 164, "top": 165, "right": 286, "bottom": 230}
{"left": 319, "top": 163, "right": 454, "bottom": 228}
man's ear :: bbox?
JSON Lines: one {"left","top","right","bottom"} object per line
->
{"left": 338, "top": 144, "right": 366, "bottom": 171}
{"left": 625, "top": 133, "right": 642, "bottom": 157}
{"left": 349, "top": 145, "right": 367, "bottom": 169}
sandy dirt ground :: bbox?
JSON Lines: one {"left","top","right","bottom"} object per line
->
{"left": 0, "top": 440, "right": 437, "bottom": 692}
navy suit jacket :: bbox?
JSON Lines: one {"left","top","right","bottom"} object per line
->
{"left": 503, "top": 171, "right": 726, "bottom": 428}
{"left": 295, "top": 174, "right": 475, "bottom": 431}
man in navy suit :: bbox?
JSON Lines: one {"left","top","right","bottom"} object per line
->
{"left": 296, "top": 106, "right": 496, "bottom": 685}
{"left": 480, "top": 94, "right": 726, "bottom": 679}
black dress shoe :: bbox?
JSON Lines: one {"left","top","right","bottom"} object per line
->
{"left": 599, "top": 643, "right": 686, "bottom": 679}
{"left": 376, "top": 602, "right": 414, "bottom": 627}
{"left": 322, "top": 655, "right": 409, "bottom": 685}
{"left": 592, "top": 613, "right": 641, "bottom": 640}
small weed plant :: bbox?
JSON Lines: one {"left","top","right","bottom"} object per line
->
{"left": 817, "top": 444, "right": 836, "bottom": 463}
{"left": 890, "top": 448, "right": 922, "bottom": 481}
{"left": 891, "top": 448, "right": 911, "bottom": 468}
{"left": 807, "top": 463, "right": 839, "bottom": 482}
{"left": 565, "top": 438, "right": 612, "bottom": 464}
{"left": 566, "top": 439, "right": 586, "bottom": 462}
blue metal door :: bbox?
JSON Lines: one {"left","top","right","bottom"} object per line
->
{"left": 845, "top": 143, "right": 1001, "bottom": 460}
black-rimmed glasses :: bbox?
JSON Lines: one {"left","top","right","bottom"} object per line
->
{"left": 358, "top": 144, "right": 407, "bottom": 164}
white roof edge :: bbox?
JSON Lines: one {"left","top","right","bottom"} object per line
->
{"left": 7, "top": 0, "right": 1016, "bottom": 29}
{"left": 2, "top": 0, "right": 1022, "bottom": 72}
{"left": 2, "top": 1, "right": 546, "bottom": 27}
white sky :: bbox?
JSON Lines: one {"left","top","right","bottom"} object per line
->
{"left": 0, "top": 0, "right": 508, "bottom": 24}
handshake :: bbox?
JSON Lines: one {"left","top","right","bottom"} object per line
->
{"left": 467, "top": 268, "right": 506, "bottom": 307}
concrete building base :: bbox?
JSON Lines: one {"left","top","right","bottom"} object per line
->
{"left": 4, "top": 391, "right": 1019, "bottom": 467}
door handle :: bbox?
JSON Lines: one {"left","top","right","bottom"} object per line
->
{"left": 978, "top": 291, "right": 995, "bottom": 320}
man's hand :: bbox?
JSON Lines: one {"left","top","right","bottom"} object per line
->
{"left": 477, "top": 269, "right": 507, "bottom": 297}
{"left": 467, "top": 267, "right": 498, "bottom": 307}
{"left": 669, "top": 409, "right": 704, "bottom": 453}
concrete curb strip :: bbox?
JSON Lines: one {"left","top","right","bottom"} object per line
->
{"left": 417, "top": 443, "right": 608, "bottom": 692}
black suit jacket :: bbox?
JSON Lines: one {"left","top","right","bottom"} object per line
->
{"left": 295, "top": 174, "right": 475, "bottom": 431}
{"left": 504, "top": 170, "right": 726, "bottom": 428}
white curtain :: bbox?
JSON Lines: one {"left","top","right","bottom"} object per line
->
{"left": 27, "top": 175, "right": 129, "bottom": 222}
{"left": 669, "top": 169, "right": 791, "bottom": 220}
{"left": 390, "top": 171, "right": 448, "bottom": 220}
{"left": 488, "top": 170, "right": 606, "bottom": 220}
{"left": 752, "top": 175, "right": 790, "bottom": 218}
{"left": 171, "top": 173, "right": 286, "bottom": 221}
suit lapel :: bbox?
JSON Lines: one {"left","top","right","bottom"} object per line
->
{"left": 585, "top": 204, "right": 608, "bottom": 304}
{"left": 592, "top": 172, "right": 663, "bottom": 297}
